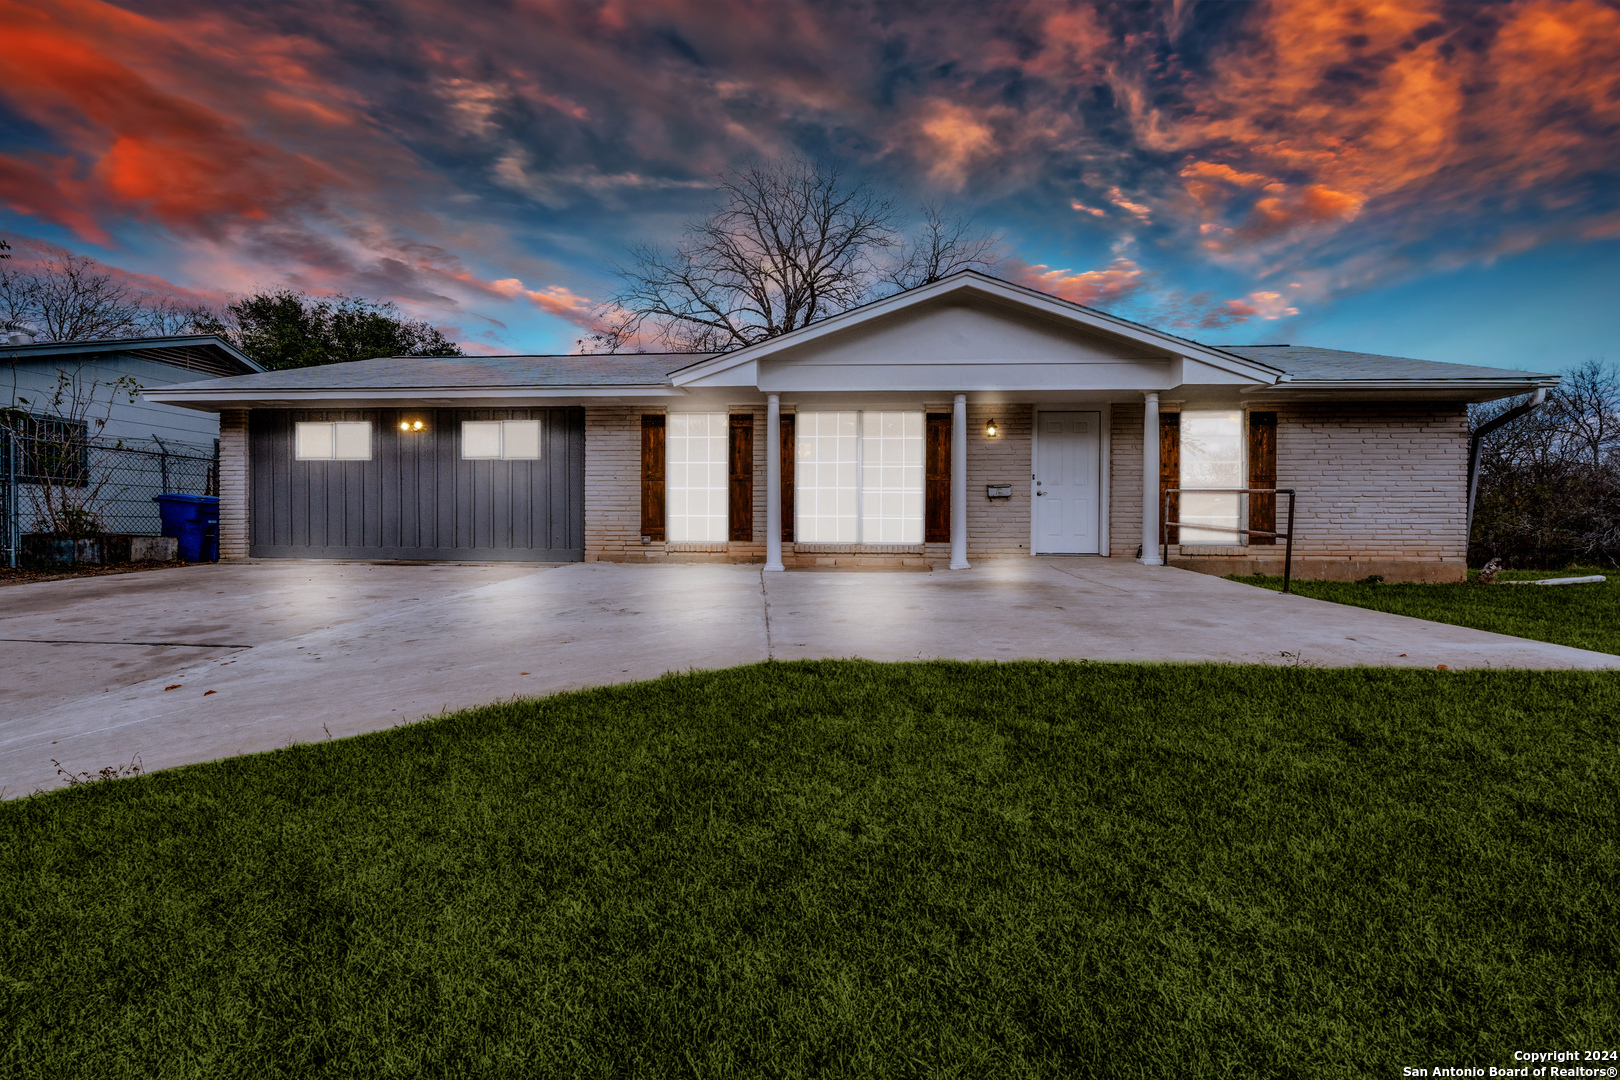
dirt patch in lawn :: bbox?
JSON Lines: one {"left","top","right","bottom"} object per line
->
{"left": 0, "top": 560, "right": 201, "bottom": 587}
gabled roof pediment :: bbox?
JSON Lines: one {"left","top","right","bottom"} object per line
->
{"left": 669, "top": 271, "right": 1286, "bottom": 390}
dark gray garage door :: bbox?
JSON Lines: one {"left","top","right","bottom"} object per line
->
{"left": 249, "top": 407, "right": 584, "bottom": 561}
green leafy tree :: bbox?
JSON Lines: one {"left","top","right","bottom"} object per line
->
{"left": 197, "top": 290, "right": 462, "bottom": 370}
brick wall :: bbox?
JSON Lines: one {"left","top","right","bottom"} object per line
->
{"left": 217, "top": 409, "right": 249, "bottom": 560}
{"left": 1109, "top": 402, "right": 1144, "bottom": 558}
{"left": 965, "top": 403, "right": 1031, "bottom": 557}
{"left": 1272, "top": 403, "right": 1467, "bottom": 558}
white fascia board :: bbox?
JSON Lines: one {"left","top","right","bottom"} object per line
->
{"left": 144, "top": 385, "right": 687, "bottom": 410}
{"left": 1242, "top": 377, "right": 1559, "bottom": 403}
{"left": 668, "top": 273, "right": 1285, "bottom": 387}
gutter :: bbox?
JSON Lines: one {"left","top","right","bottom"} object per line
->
{"left": 1465, "top": 387, "right": 1548, "bottom": 546}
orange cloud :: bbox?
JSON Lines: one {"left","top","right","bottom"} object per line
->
{"left": 914, "top": 101, "right": 997, "bottom": 189}
{"left": 0, "top": 0, "right": 349, "bottom": 238}
{"left": 1009, "top": 258, "right": 1147, "bottom": 308}
{"left": 1208, "top": 290, "right": 1299, "bottom": 326}
{"left": 491, "top": 279, "right": 602, "bottom": 329}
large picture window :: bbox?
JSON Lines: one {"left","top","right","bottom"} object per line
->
{"left": 796, "top": 410, "right": 923, "bottom": 544}
{"left": 1178, "top": 410, "right": 1243, "bottom": 543}
{"left": 462, "top": 420, "right": 541, "bottom": 460}
{"left": 296, "top": 421, "right": 372, "bottom": 461}
{"left": 666, "top": 412, "right": 728, "bottom": 542}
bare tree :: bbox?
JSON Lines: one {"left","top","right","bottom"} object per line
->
{"left": 0, "top": 365, "right": 140, "bottom": 541}
{"left": 1470, "top": 357, "right": 1620, "bottom": 567}
{"left": 884, "top": 202, "right": 1001, "bottom": 291}
{"left": 605, "top": 156, "right": 899, "bottom": 353}
{"left": 0, "top": 249, "right": 212, "bottom": 341}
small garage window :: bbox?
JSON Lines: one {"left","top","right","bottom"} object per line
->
{"left": 462, "top": 420, "right": 542, "bottom": 460}
{"left": 296, "top": 421, "right": 372, "bottom": 460}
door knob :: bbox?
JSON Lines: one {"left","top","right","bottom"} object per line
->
{"left": 1036, "top": 490, "right": 1046, "bottom": 496}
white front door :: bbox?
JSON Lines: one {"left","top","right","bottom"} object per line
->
{"left": 1034, "top": 411, "right": 1101, "bottom": 554}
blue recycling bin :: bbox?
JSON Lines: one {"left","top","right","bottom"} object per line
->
{"left": 154, "top": 494, "right": 220, "bottom": 562}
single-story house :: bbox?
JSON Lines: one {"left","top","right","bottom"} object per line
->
{"left": 143, "top": 272, "right": 1557, "bottom": 581}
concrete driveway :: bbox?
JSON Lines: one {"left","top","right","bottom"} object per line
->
{"left": 4, "top": 558, "right": 1615, "bottom": 796}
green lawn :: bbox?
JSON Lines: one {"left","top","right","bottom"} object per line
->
{"left": 3, "top": 661, "right": 1617, "bottom": 1079}
{"left": 1229, "top": 567, "right": 1620, "bottom": 655}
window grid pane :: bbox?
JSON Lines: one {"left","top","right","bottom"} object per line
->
{"left": 795, "top": 411, "right": 859, "bottom": 542}
{"left": 501, "top": 420, "right": 541, "bottom": 460}
{"left": 332, "top": 422, "right": 372, "bottom": 460}
{"left": 1180, "top": 410, "right": 1243, "bottom": 543}
{"left": 860, "top": 411, "right": 924, "bottom": 543}
{"left": 462, "top": 421, "right": 501, "bottom": 459}
{"left": 667, "top": 413, "right": 728, "bottom": 542}
{"left": 295, "top": 422, "right": 333, "bottom": 460}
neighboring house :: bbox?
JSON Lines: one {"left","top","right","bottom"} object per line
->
{"left": 2, "top": 334, "right": 263, "bottom": 546}
{"left": 144, "top": 272, "right": 1557, "bottom": 581}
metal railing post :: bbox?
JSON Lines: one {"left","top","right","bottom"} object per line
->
{"left": 1158, "top": 486, "right": 1299, "bottom": 594}
{"left": 1282, "top": 489, "right": 1296, "bottom": 595}
{"left": 1161, "top": 488, "right": 1169, "bottom": 568}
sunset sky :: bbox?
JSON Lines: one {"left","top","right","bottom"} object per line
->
{"left": 1, "top": 0, "right": 1617, "bottom": 370}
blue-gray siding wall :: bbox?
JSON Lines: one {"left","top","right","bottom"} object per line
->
{"left": 249, "top": 407, "right": 585, "bottom": 561}
{"left": 3, "top": 355, "right": 223, "bottom": 450}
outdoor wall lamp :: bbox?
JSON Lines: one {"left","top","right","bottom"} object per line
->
{"left": 985, "top": 417, "right": 998, "bottom": 438}
{"left": 399, "top": 419, "right": 425, "bottom": 432}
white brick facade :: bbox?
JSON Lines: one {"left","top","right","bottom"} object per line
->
{"left": 217, "top": 409, "right": 249, "bottom": 560}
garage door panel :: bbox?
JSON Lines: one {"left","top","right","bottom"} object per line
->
{"left": 250, "top": 407, "right": 584, "bottom": 561}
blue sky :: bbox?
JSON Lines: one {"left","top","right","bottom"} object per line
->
{"left": 1, "top": 0, "right": 1616, "bottom": 372}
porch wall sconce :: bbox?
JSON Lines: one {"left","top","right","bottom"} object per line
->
{"left": 399, "top": 419, "right": 426, "bottom": 432}
{"left": 985, "top": 417, "right": 999, "bottom": 438}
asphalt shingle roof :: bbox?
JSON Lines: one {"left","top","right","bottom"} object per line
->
{"left": 1214, "top": 345, "right": 1552, "bottom": 383}
{"left": 174, "top": 352, "right": 707, "bottom": 391}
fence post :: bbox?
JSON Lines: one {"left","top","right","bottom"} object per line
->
{"left": 3, "top": 430, "right": 14, "bottom": 569}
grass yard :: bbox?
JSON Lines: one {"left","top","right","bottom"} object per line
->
{"left": 2, "top": 660, "right": 1616, "bottom": 1079}
{"left": 1230, "top": 567, "right": 1620, "bottom": 656}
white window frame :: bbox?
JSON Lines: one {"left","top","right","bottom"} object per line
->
{"left": 666, "top": 412, "right": 729, "bottom": 543}
{"left": 461, "top": 419, "right": 542, "bottom": 460}
{"left": 295, "top": 421, "right": 372, "bottom": 461}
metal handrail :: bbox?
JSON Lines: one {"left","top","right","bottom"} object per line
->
{"left": 1162, "top": 487, "right": 1297, "bottom": 594}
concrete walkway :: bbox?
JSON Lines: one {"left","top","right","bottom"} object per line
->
{"left": 3, "top": 558, "right": 1615, "bottom": 796}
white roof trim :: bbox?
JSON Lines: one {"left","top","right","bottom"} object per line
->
{"left": 667, "top": 271, "right": 1287, "bottom": 387}
{"left": 144, "top": 385, "right": 686, "bottom": 408}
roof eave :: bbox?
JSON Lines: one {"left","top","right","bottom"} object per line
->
{"left": 144, "top": 384, "right": 687, "bottom": 410}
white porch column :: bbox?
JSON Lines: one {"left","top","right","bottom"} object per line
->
{"left": 950, "top": 393, "right": 970, "bottom": 570}
{"left": 764, "top": 393, "right": 784, "bottom": 572}
{"left": 1140, "top": 390, "right": 1162, "bottom": 565}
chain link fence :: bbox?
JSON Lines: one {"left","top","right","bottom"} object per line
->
{"left": 2, "top": 432, "right": 217, "bottom": 567}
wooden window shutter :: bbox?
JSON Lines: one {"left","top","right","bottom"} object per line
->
{"left": 780, "top": 412, "right": 795, "bottom": 543}
{"left": 925, "top": 412, "right": 952, "bottom": 543}
{"left": 1159, "top": 412, "right": 1180, "bottom": 545}
{"left": 1248, "top": 411, "right": 1277, "bottom": 545}
{"left": 640, "top": 414, "right": 665, "bottom": 542}
{"left": 728, "top": 414, "right": 754, "bottom": 542}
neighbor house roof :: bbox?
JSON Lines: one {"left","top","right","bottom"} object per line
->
{"left": 0, "top": 334, "right": 264, "bottom": 378}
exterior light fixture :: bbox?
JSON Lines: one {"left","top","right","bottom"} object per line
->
{"left": 400, "top": 419, "right": 426, "bottom": 432}
{"left": 412, "top": 420, "right": 424, "bottom": 431}
{"left": 985, "top": 418, "right": 998, "bottom": 438}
